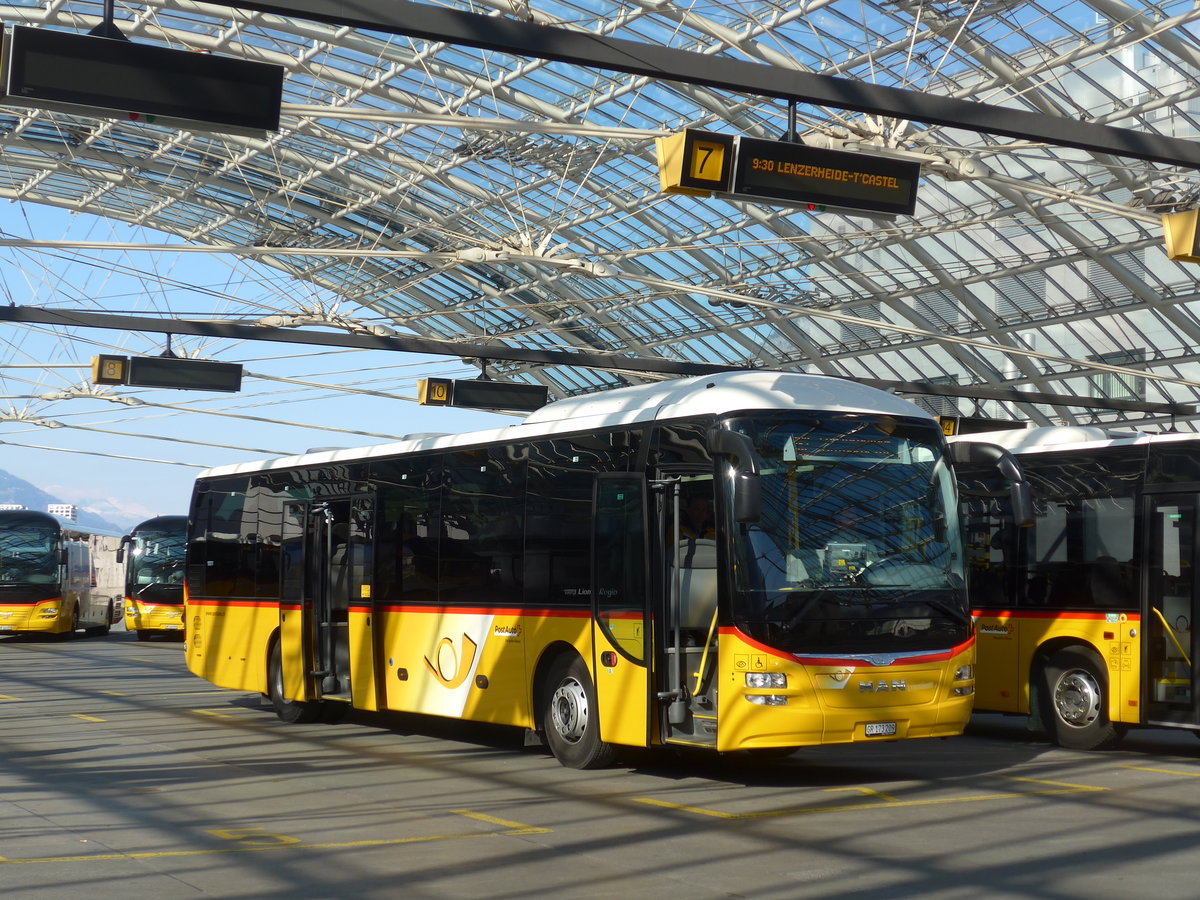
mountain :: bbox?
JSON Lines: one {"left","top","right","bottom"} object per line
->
{"left": 0, "top": 468, "right": 127, "bottom": 534}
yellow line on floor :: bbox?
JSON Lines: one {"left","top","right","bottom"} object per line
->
{"left": 0, "top": 813, "right": 550, "bottom": 864}
{"left": 635, "top": 775, "right": 1105, "bottom": 820}
{"left": 1122, "top": 765, "right": 1200, "bottom": 778}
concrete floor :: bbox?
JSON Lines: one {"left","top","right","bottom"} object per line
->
{"left": 2, "top": 628, "right": 1198, "bottom": 899}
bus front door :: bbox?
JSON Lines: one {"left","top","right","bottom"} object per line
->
{"left": 591, "top": 474, "right": 652, "bottom": 749}
{"left": 1144, "top": 494, "right": 1200, "bottom": 728}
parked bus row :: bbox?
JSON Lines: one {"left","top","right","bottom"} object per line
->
{"left": 0, "top": 509, "right": 185, "bottom": 640}
{"left": 9, "top": 373, "right": 1195, "bottom": 766}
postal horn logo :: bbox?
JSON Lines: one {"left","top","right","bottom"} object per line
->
{"left": 425, "top": 633, "right": 478, "bottom": 689}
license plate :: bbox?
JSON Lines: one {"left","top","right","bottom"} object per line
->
{"left": 0, "top": 625, "right": 11, "bottom": 631}
{"left": 165, "top": 624, "right": 181, "bottom": 630}
{"left": 865, "top": 721, "right": 897, "bottom": 737}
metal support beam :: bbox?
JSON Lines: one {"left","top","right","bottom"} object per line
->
{"left": 212, "top": 0, "right": 1200, "bottom": 168}
{"left": 4, "top": 306, "right": 1189, "bottom": 414}
{"left": 0, "top": 305, "right": 742, "bottom": 378}
{"left": 857, "top": 377, "right": 1195, "bottom": 416}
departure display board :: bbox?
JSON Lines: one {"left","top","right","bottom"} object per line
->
{"left": 732, "top": 137, "right": 920, "bottom": 215}
{"left": 3, "top": 25, "right": 284, "bottom": 136}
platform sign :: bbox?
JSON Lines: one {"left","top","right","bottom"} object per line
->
{"left": 91, "top": 355, "right": 243, "bottom": 391}
{"left": 657, "top": 129, "right": 921, "bottom": 215}
{"left": 732, "top": 137, "right": 920, "bottom": 215}
{"left": 418, "top": 377, "right": 548, "bottom": 412}
{"left": 3, "top": 25, "right": 284, "bottom": 136}
{"left": 1163, "top": 209, "right": 1200, "bottom": 263}
{"left": 656, "top": 129, "right": 734, "bottom": 196}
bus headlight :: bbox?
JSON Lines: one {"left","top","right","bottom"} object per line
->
{"left": 952, "top": 664, "right": 974, "bottom": 696}
{"left": 745, "top": 672, "right": 788, "bottom": 689}
{"left": 746, "top": 694, "right": 788, "bottom": 706}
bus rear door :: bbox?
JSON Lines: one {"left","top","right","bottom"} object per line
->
{"left": 1144, "top": 493, "right": 1200, "bottom": 729}
{"left": 591, "top": 473, "right": 652, "bottom": 749}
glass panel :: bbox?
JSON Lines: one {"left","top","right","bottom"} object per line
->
{"left": 127, "top": 520, "right": 186, "bottom": 604}
{"left": 593, "top": 475, "right": 647, "bottom": 663}
{"left": 1147, "top": 498, "right": 1196, "bottom": 710}
{"left": 0, "top": 518, "right": 58, "bottom": 584}
{"left": 726, "top": 411, "right": 967, "bottom": 655}
{"left": 525, "top": 439, "right": 595, "bottom": 606}
{"left": 441, "top": 446, "right": 525, "bottom": 606}
{"left": 1018, "top": 450, "right": 1141, "bottom": 610}
{"left": 372, "top": 455, "right": 441, "bottom": 605}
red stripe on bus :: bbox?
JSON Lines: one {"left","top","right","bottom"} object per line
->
{"left": 372, "top": 604, "right": 592, "bottom": 618}
{"left": 186, "top": 598, "right": 595, "bottom": 619}
{"left": 185, "top": 598, "right": 281, "bottom": 609}
{"left": 971, "top": 609, "right": 1141, "bottom": 621}
{"left": 722, "top": 626, "right": 974, "bottom": 667}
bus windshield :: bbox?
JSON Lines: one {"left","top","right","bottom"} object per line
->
{"left": 725, "top": 411, "right": 966, "bottom": 655}
{"left": 129, "top": 528, "right": 187, "bottom": 597}
{"left": 0, "top": 523, "right": 59, "bottom": 584}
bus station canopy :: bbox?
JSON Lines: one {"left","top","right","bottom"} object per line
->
{"left": 1, "top": 0, "right": 1198, "bottom": 436}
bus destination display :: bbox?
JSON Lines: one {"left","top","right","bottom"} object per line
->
{"left": 732, "top": 137, "right": 920, "bottom": 215}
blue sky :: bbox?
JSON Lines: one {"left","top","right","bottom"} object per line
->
{"left": 0, "top": 202, "right": 513, "bottom": 528}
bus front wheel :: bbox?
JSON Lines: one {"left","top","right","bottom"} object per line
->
{"left": 268, "top": 640, "right": 322, "bottom": 724}
{"left": 542, "top": 655, "right": 615, "bottom": 769}
{"left": 1038, "top": 647, "right": 1124, "bottom": 751}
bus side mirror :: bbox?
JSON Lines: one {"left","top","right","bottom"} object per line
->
{"left": 708, "top": 427, "right": 761, "bottom": 523}
{"left": 116, "top": 534, "right": 131, "bottom": 564}
{"left": 734, "top": 471, "right": 761, "bottom": 524}
{"left": 1009, "top": 481, "right": 1034, "bottom": 529}
{"left": 948, "top": 440, "right": 1034, "bottom": 528}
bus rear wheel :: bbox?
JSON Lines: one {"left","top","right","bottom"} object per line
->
{"left": 1038, "top": 647, "right": 1124, "bottom": 750}
{"left": 268, "top": 639, "right": 322, "bottom": 724}
{"left": 542, "top": 655, "right": 615, "bottom": 769}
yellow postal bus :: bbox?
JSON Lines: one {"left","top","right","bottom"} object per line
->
{"left": 955, "top": 426, "right": 1200, "bottom": 749}
{"left": 120, "top": 515, "right": 187, "bottom": 640}
{"left": 185, "top": 372, "right": 1005, "bottom": 767}
{"left": 0, "top": 508, "right": 122, "bottom": 637}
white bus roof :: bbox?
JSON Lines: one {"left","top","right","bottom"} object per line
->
{"left": 198, "top": 371, "right": 934, "bottom": 480}
{"left": 948, "top": 424, "right": 1200, "bottom": 455}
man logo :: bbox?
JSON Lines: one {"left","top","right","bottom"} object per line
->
{"left": 859, "top": 680, "right": 907, "bottom": 692}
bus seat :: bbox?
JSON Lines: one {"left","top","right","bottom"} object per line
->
{"left": 676, "top": 538, "right": 717, "bottom": 629}
{"left": 678, "top": 567, "right": 718, "bottom": 630}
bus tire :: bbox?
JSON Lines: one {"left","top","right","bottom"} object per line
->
{"left": 59, "top": 604, "right": 80, "bottom": 640}
{"left": 85, "top": 602, "right": 113, "bottom": 637}
{"left": 136, "top": 630, "right": 154, "bottom": 642}
{"left": 268, "top": 639, "right": 322, "bottom": 724}
{"left": 541, "top": 654, "right": 615, "bottom": 769}
{"left": 1038, "top": 647, "right": 1123, "bottom": 750}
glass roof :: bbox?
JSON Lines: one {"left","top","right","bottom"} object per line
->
{"left": 1, "top": 0, "right": 1198, "bottom": 437}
